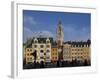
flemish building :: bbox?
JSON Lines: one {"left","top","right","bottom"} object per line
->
{"left": 51, "top": 47, "right": 58, "bottom": 62}
{"left": 51, "top": 42, "right": 58, "bottom": 62}
{"left": 25, "top": 48, "right": 34, "bottom": 64}
{"left": 63, "top": 40, "right": 91, "bottom": 63}
{"left": 25, "top": 37, "right": 52, "bottom": 64}
{"left": 63, "top": 43, "right": 71, "bottom": 62}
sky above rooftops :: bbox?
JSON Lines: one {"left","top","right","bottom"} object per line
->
{"left": 23, "top": 10, "right": 91, "bottom": 43}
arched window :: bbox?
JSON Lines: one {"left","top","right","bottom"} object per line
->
{"left": 34, "top": 38, "right": 38, "bottom": 43}
{"left": 46, "top": 38, "right": 50, "bottom": 43}
{"left": 44, "top": 53, "right": 46, "bottom": 55}
{"left": 40, "top": 45, "right": 44, "bottom": 48}
{"left": 47, "top": 41, "right": 50, "bottom": 43}
{"left": 40, "top": 50, "right": 44, "bottom": 53}
{"left": 47, "top": 50, "right": 50, "bottom": 53}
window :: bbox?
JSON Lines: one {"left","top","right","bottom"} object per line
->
{"left": 40, "top": 57, "right": 44, "bottom": 59}
{"left": 46, "top": 45, "right": 50, "bottom": 48}
{"left": 27, "top": 49, "right": 29, "bottom": 51}
{"left": 30, "top": 57, "right": 32, "bottom": 60}
{"left": 44, "top": 53, "right": 46, "bottom": 55}
{"left": 30, "top": 49, "right": 32, "bottom": 51}
{"left": 40, "top": 45, "right": 44, "bottom": 48}
{"left": 55, "top": 57, "right": 57, "bottom": 59}
{"left": 47, "top": 50, "right": 50, "bottom": 53}
{"left": 81, "top": 56, "right": 83, "bottom": 58}
{"left": 40, "top": 50, "right": 44, "bottom": 53}
{"left": 55, "top": 53, "right": 57, "bottom": 55}
{"left": 77, "top": 49, "right": 79, "bottom": 51}
{"left": 47, "top": 41, "right": 50, "bottom": 43}
{"left": 34, "top": 45, "right": 37, "bottom": 48}
{"left": 52, "top": 57, "right": 54, "bottom": 59}
{"left": 34, "top": 41, "right": 37, "bottom": 43}
{"left": 27, "top": 53, "right": 29, "bottom": 56}
{"left": 46, "top": 57, "right": 49, "bottom": 59}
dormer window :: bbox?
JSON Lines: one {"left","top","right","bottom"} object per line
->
{"left": 34, "top": 38, "right": 38, "bottom": 43}
{"left": 34, "top": 41, "right": 37, "bottom": 43}
{"left": 46, "top": 38, "right": 50, "bottom": 43}
{"left": 47, "top": 41, "right": 50, "bottom": 43}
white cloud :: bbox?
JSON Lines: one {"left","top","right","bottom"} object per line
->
{"left": 24, "top": 15, "right": 36, "bottom": 25}
{"left": 23, "top": 28, "right": 54, "bottom": 43}
{"left": 32, "top": 30, "right": 54, "bottom": 38}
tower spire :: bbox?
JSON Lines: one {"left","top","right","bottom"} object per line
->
{"left": 58, "top": 20, "right": 62, "bottom": 25}
{"left": 56, "top": 21, "right": 64, "bottom": 61}
{"left": 56, "top": 20, "right": 64, "bottom": 46}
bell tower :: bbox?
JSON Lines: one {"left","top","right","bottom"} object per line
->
{"left": 56, "top": 21, "right": 64, "bottom": 61}
{"left": 57, "top": 21, "right": 64, "bottom": 47}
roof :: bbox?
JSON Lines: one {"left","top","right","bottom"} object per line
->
{"left": 33, "top": 37, "right": 53, "bottom": 43}
{"left": 64, "top": 40, "right": 91, "bottom": 47}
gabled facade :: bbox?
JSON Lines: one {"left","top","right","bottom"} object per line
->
{"left": 25, "top": 38, "right": 51, "bottom": 64}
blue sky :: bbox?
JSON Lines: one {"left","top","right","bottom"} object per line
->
{"left": 23, "top": 10, "right": 91, "bottom": 43}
